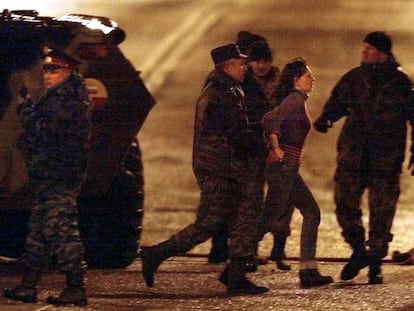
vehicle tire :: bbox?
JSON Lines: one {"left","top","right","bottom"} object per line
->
{"left": 77, "top": 141, "right": 144, "bottom": 269}
{"left": 0, "top": 205, "right": 30, "bottom": 259}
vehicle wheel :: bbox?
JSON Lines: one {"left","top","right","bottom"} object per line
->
{"left": 78, "top": 141, "right": 144, "bottom": 269}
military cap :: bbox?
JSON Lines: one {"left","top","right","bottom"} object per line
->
{"left": 43, "top": 48, "right": 80, "bottom": 68}
{"left": 210, "top": 43, "right": 248, "bottom": 65}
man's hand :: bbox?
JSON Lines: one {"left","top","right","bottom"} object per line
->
{"left": 313, "top": 116, "right": 332, "bottom": 133}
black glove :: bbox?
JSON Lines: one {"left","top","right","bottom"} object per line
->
{"left": 313, "top": 116, "right": 332, "bottom": 133}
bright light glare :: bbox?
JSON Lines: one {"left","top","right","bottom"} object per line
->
{"left": 59, "top": 15, "right": 117, "bottom": 34}
{"left": 1, "top": 1, "right": 80, "bottom": 17}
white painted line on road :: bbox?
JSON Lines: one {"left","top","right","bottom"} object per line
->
{"left": 34, "top": 305, "right": 53, "bottom": 311}
{"left": 141, "top": 3, "right": 225, "bottom": 93}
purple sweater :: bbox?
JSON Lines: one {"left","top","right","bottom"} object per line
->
{"left": 262, "top": 90, "right": 312, "bottom": 165}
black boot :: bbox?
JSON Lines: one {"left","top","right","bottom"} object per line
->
{"left": 217, "top": 258, "right": 260, "bottom": 285}
{"left": 46, "top": 271, "right": 87, "bottom": 306}
{"left": 245, "top": 255, "right": 258, "bottom": 273}
{"left": 368, "top": 256, "right": 383, "bottom": 285}
{"left": 340, "top": 245, "right": 369, "bottom": 281}
{"left": 140, "top": 239, "right": 177, "bottom": 287}
{"left": 270, "top": 235, "right": 291, "bottom": 271}
{"left": 227, "top": 257, "right": 268, "bottom": 295}
{"left": 299, "top": 269, "right": 334, "bottom": 289}
{"left": 392, "top": 250, "right": 412, "bottom": 264}
{"left": 218, "top": 266, "right": 229, "bottom": 286}
{"left": 208, "top": 228, "right": 229, "bottom": 264}
{"left": 3, "top": 269, "right": 41, "bottom": 303}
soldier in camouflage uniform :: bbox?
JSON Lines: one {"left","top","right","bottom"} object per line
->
{"left": 140, "top": 43, "right": 268, "bottom": 295}
{"left": 207, "top": 32, "right": 271, "bottom": 267}
{"left": 3, "top": 49, "right": 90, "bottom": 306}
{"left": 208, "top": 33, "right": 293, "bottom": 272}
{"left": 314, "top": 31, "right": 414, "bottom": 284}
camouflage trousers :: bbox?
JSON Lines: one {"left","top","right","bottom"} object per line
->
{"left": 171, "top": 159, "right": 263, "bottom": 259}
{"left": 23, "top": 189, "right": 85, "bottom": 273}
{"left": 334, "top": 172, "right": 400, "bottom": 258}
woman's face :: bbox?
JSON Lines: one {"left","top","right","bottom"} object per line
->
{"left": 294, "top": 66, "right": 315, "bottom": 93}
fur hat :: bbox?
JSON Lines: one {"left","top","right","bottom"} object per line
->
{"left": 249, "top": 40, "right": 273, "bottom": 61}
{"left": 236, "top": 31, "right": 265, "bottom": 54}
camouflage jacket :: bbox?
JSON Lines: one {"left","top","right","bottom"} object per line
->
{"left": 318, "top": 58, "right": 414, "bottom": 175}
{"left": 193, "top": 70, "right": 254, "bottom": 180}
{"left": 17, "top": 72, "right": 90, "bottom": 189}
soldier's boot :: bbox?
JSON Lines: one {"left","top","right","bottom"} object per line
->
{"left": 208, "top": 229, "right": 229, "bottom": 264}
{"left": 299, "top": 268, "right": 333, "bottom": 289}
{"left": 368, "top": 256, "right": 383, "bottom": 285}
{"left": 269, "top": 235, "right": 291, "bottom": 271}
{"left": 140, "top": 239, "right": 177, "bottom": 287}
{"left": 219, "top": 255, "right": 265, "bottom": 285}
{"left": 3, "top": 269, "right": 41, "bottom": 303}
{"left": 46, "top": 271, "right": 87, "bottom": 306}
{"left": 227, "top": 257, "right": 268, "bottom": 296}
{"left": 340, "top": 244, "right": 369, "bottom": 280}
{"left": 218, "top": 266, "right": 229, "bottom": 286}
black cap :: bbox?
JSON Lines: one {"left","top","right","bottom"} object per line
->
{"left": 43, "top": 48, "right": 81, "bottom": 68}
{"left": 249, "top": 40, "right": 273, "bottom": 61}
{"left": 363, "top": 31, "right": 392, "bottom": 54}
{"left": 236, "top": 31, "right": 266, "bottom": 54}
{"left": 210, "top": 44, "right": 248, "bottom": 65}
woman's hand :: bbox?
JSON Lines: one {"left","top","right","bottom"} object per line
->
{"left": 266, "top": 148, "right": 284, "bottom": 164}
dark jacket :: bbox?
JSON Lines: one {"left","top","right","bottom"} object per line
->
{"left": 193, "top": 70, "right": 252, "bottom": 180}
{"left": 318, "top": 58, "right": 414, "bottom": 177}
{"left": 17, "top": 72, "right": 90, "bottom": 190}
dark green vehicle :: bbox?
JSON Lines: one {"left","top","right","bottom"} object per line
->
{"left": 0, "top": 9, "right": 155, "bottom": 268}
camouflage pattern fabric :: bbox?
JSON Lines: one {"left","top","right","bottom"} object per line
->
{"left": 334, "top": 173, "right": 399, "bottom": 258}
{"left": 170, "top": 69, "right": 263, "bottom": 259}
{"left": 171, "top": 162, "right": 261, "bottom": 259}
{"left": 317, "top": 58, "right": 414, "bottom": 254}
{"left": 24, "top": 189, "right": 85, "bottom": 272}
{"left": 17, "top": 72, "right": 90, "bottom": 273}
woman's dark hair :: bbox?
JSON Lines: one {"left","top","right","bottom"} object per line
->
{"left": 274, "top": 57, "right": 308, "bottom": 105}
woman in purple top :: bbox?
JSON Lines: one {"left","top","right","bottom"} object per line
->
{"left": 259, "top": 58, "right": 333, "bottom": 288}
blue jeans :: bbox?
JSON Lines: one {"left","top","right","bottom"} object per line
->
{"left": 259, "top": 162, "right": 320, "bottom": 264}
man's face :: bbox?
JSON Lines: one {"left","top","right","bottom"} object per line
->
{"left": 361, "top": 42, "right": 388, "bottom": 64}
{"left": 224, "top": 59, "right": 247, "bottom": 82}
{"left": 250, "top": 59, "right": 273, "bottom": 77}
{"left": 43, "top": 65, "right": 72, "bottom": 89}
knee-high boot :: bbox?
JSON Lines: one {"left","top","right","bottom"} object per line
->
{"left": 140, "top": 239, "right": 177, "bottom": 287}
{"left": 3, "top": 269, "right": 41, "bottom": 303}
{"left": 208, "top": 227, "right": 229, "bottom": 264}
{"left": 46, "top": 270, "right": 87, "bottom": 306}
{"left": 270, "top": 235, "right": 291, "bottom": 270}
